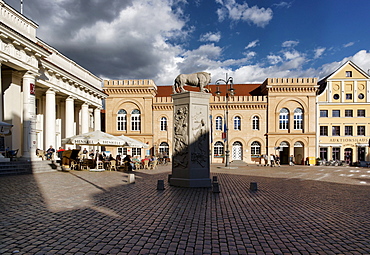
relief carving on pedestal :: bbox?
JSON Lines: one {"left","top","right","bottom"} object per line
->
{"left": 191, "top": 107, "right": 208, "bottom": 167}
{"left": 173, "top": 106, "right": 188, "bottom": 168}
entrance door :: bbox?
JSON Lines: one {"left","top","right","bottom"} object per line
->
{"left": 344, "top": 148, "right": 352, "bottom": 165}
{"left": 279, "top": 141, "right": 290, "bottom": 164}
{"left": 232, "top": 142, "right": 242, "bottom": 160}
{"left": 358, "top": 147, "right": 365, "bottom": 162}
{"left": 294, "top": 141, "right": 304, "bottom": 165}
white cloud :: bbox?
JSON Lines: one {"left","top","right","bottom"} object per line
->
{"left": 314, "top": 47, "right": 326, "bottom": 59}
{"left": 217, "top": 0, "right": 273, "bottom": 27}
{"left": 267, "top": 55, "right": 283, "bottom": 65}
{"left": 343, "top": 42, "right": 355, "bottom": 48}
{"left": 200, "top": 32, "right": 221, "bottom": 42}
{"left": 245, "top": 39, "right": 259, "bottom": 49}
{"left": 282, "top": 40, "right": 299, "bottom": 48}
{"left": 272, "top": 1, "right": 293, "bottom": 8}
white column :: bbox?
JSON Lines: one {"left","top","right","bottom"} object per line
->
{"left": 45, "top": 89, "right": 56, "bottom": 149}
{"left": 0, "top": 62, "right": 3, "bottom": 121}
{"left": 65, "top": 96, "right": 75, "bottom": 138}
{"left": 81, "top": 103, "right": 89, "bottom": 134}
{"left": 22, "top": 72, "right": 37, "bottom": 158}
{"left": 94, "top": 107, "right": 101, "bottom": 131}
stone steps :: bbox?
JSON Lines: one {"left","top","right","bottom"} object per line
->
{"left": 0, "top": 160, "right": 61, "bottom": 176}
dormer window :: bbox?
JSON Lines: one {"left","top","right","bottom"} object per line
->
{"left": 346, "top": 71, "right": 352, "bottom": 77}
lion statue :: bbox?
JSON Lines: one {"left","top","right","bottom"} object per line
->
{"left": 173, "top": 72, "right": 211, "bottom": 94}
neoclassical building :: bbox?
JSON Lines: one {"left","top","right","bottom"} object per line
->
{"left": 103, "top": 61, "right": 370, "bottom": 165}
{"left": 0, "top": 1, "right": 106, "bottom": 159}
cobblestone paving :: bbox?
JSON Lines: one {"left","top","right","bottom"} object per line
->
{"left": 0, "top": 164, "right": 369, "bottom": 254}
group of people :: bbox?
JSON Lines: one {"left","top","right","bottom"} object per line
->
{"left": 261, "top": 154, "right": 295, "bottom": 166}
{"left": 262, "top": 154, "right": 281, "bottom": 167}
{"left": 122, "top": 155, "right": 159, "bottom": 171}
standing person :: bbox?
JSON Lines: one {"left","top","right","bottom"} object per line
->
{"left": 263, "top": 154, "right": 269, "bottom": 166}
{"left": 270, "top": 154, "right": 275, "bottom": 167}
{"left": 124, "top": 155, "right": 134, "bottom": 171}
{"left": 275, "top": 154, "right": 280, "bottom": 167}
{"left": 289, "top": 155, "right": 295, "bottom": 166}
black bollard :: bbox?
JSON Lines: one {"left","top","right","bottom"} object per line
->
{"left": 212, "top": 176, "right": 218, "bottom": 183}
{"left": 157, "top": 180, "right": 165, "bottom": 190}
{"left": 250, "top": 182, "right": 258, "bottom": 191}
{"left": 212, "top": 182, "right": 220, "bottom": 193}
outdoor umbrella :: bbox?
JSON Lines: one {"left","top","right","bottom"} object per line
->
{"left": 62, "top": 130, "right": 128, "bottom": 147}
{"left": 119, "top": 135, "right": 149, "bottom": 148}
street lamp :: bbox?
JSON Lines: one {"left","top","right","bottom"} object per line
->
{"left": 215, "top": 74, "right": 235, "bottom": 167}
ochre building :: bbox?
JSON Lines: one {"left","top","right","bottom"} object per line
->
{"left": 103, "top": 61, "right": 370, "bottom": 165}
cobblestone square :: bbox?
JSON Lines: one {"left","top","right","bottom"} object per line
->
{"left": 1, "top": 164, "right": 369, "bottom": 254}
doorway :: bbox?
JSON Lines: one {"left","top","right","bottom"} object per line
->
{"left": 279, "top": 141, "right": 290, "bottom": 164}
{"left": 357, "top": 147, "right": 365, "bottom": 162}
{"left": 344, "top": 148, "right": 353, "bottom": 165}
{"left": 232, "top": 141, "right": 243, "bottom": 160}
{"left": 294, "top": 141, "right": 304, "bottom": 165}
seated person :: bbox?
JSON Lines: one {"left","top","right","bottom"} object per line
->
{"left": 56, "top": 147, "right": 65, "bottom": 159}
{"left": 46, "top": 145, "right": 55, "bottom": 160}
{"left": 123, "top": 155, "right": 135, "bottom": 170}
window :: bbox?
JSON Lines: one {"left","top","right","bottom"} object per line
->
{"left": 320, "top": 126, "right": 328, "bottom": 136}
{"left": 251, "top": 141, "right": 261, "bottom": 155}
{"left": 358, "top": 109, "right": 365, "bottom": 117}
{"left": 332, "top": 110, "right": 340, "bottom": 117}
{"left": 344, "top": 126, "right": 353, "bottom": 136}
{"left": 214, "top": 141, "right": 224, "bottom": 156}
{"left": 320, "top": 147, "right": 328, "bottom": 161}
{"left": 279, "top": 108, "right": 289, "bottom": 130}
{"left": 346, "top": 71, "right": 352, "bottom": 77}
{"left": 234, "top": 116, "right": 241, "bottom": 130}
{"left": 332, "top": 147, "right": 340, "bottom": 160}
{"left": 215, "top": 116, "right": 222, "bottom": 131}
{"left": 131, "top": 109, "right": 141, "bottom": 131}
{"left": 333, "top": 94, "right": 340, "bottom": 100}
{"left": 345, "top": 110, "right": 353, "bottom": 117}
{"left": 252, "top": 116, "right": 259, "bottom": 130}
{"left": 320, "top": 110, "right": 328, "bottom": 117}
{"left": 117, "top": 147, "right": 128, "bottom": 156}
{"left": 160, "top": 117, "right": 167, "bottom": 131}
{"left": 357, "top": 126, "right": 365, "bottom": 136}
{"left": 159, "top": 142, "right": 169, "bottom": 156}
{"left": 345, "top": 94, "right": 353, "bottom": 100}
{"left": 293, "top": 108, "right": 303, "bottom": 130}
{"left": 132, "top": 148, "right": 141, "bottom": 157}
{"left": 358, "top": 93, "right": 365, "bottom": 99}
{"left": 332, "top": 126, "right": 340, "bottom": 136}
{"left": 117, "top": 109, "right": 127, "bottom": 131}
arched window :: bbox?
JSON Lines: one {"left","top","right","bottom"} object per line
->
{"left": 294, "top": 108, "right": 303, "bottom": 130}
{"left": 233, "top": 116, "right": 241, "bottom": 130}
{"left": 279, "top": 108, "right": 289, "bottom": 130}
{"left": 252, "top": 116, "right": 259, "bottom": 130}
{"left": 251, "top": 141, "right": 261, "bottom": 155}
{"left": 214, "top": 141, "right": 224, "bottom": 156}
{"left": 131, "top": 109, "right": 141, "bottom": 131}
{"left": 117, "top": 109, "right": 127, "bottom": 131}
{"left": 159, "top": 142, "right": 169, "bottom": 155}
{"left": 215, "top": 116, "right": 223, "bottom": 131}
{"left": 160, "top": 117, "right": 167, "bottom": 131}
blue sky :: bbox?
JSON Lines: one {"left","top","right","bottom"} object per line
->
{"left": 5, "top": 0, "right": 370, "bottom": 85}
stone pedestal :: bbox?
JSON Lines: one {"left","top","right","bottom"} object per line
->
{"left": 170, "top": 92, "right": 211, "bottom": 188}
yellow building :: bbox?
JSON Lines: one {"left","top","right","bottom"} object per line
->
{"left": 103, "top": 61, "right": 370, "bottom": 165}
{"left": 317, "top": 61, "right": 370, "bottom": 164}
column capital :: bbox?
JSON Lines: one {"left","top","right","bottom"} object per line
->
{"left": 46, "top": 87, "right": 60, "bottom": 94}
{"left": 66, "top": 96, "right": 77, "bottom": 101}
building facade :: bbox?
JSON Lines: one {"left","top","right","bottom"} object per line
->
{"left": 103, "top": 61, "right": 370, "bottom": 165}
{"left": 0, "top": 1, "right": 106, "bottom": 159}
{"left": 317, "top": 61, "right": 370, "bottom": 164}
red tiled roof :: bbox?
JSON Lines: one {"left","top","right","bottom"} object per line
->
{"left": 156, "top": 84, "right": 261, "bottom": 97}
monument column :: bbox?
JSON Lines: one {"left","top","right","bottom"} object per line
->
{"left": 65, "top": 96, "right": 75, "bottom": 138}
{"left": 22, "top": 72, "right": 37, "bottom": 159}
{"left": 45, "top": 88, "right": 56, "bottom": 148}
{"left": 81, "top": 103, "right": 89, "bottom": 134}
{"left": 170, "top": 91, "right": 211, "bottom": 188}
